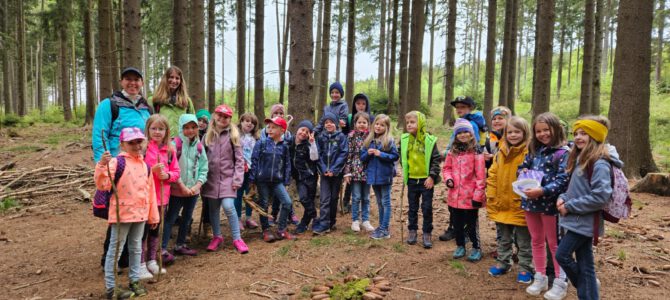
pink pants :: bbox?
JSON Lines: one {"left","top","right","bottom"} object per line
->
{"left": 525, "top": 211, "right": 561, "bottom": 277}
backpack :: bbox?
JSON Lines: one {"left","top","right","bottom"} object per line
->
{"left": 174, "top": 136, "right": 204, "bottom": 176}
{"left": 586, "top": 160, "right": 632, "bottom": 245}
{"left": 92, "top": 156, "right": 151, "bottom": 219}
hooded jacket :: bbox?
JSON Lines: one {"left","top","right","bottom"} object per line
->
{"left": 486, "top": 141, "right": 529, "bottom": 226}
{"left": 348, "top": 93, "right": 374, "bottom": 127}
{"left": 361, "top": 138, "right": 399, "bottom": 186}
{"left": 150, "top": 96, "right": 196, "bottom": 138}
{"left": 170, "top": 114, "right": 209, "bottom": 197}
{"left": 399, "top": 112, "right": 442, "bottom": 184}
{"left": 448, "top": 111, "right": 488, "bottom": 148}
{"left": 249, "top": 137, "right": 292, "bottom": 186}
{"left": 314, "top": 92, "right": 350, "bottom": 135}
{"left": 558, "top": 145, "right": 622, "bottom": 237}
{"left": 289, "top": 122, "right": 320, "bottom": 181}
{"left": 316, "top": 121, "right": 348, "bottom": 177}
{"left": 201, "top": 128, "right": 245, "bottom": 199}
{"left": 442, "top": 147, "right": 486, "bottom": 209}
{"left": 518, "top": 145, "right": 570, "bottom": 215}
{"left": 144, "top": 140, "right": 180, "bottom": 206}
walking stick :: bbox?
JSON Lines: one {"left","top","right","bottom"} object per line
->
{"left": 339, "top": 180, "right": 347, "bottom": 216}
{"left": 398, "top": 182, "right": 406, "bottom": 243}
{"left": 101, "top": 130, "right": 122, "bottom": 298}
{"left": 156, "top": 152, "right": 167, "bottom": 281}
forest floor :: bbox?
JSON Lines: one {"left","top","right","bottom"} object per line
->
{"left": 1, "top": 124, "right": 669, "bottom": 300}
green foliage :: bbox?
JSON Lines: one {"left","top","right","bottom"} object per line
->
{"left": 0, "top": 198, "right": 20, "bottom": 213}
{"left": 1, "top": 114, "right": 22, "bottom": 127}
{"left": 3, "top": 145, "right": 44, "bottom": 153}
{"left": 275, "top": 243, "right": 294, "bottom": 257}
{"left": 328, "top": 278, "right": 370, "bottom": 300}
{"left": 617, "top": 249, "right": 627, "bottom": 261}
{"left": 310, "top": 236, "right": 334, "bottom": 247}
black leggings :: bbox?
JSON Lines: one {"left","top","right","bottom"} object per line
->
{"left": 451, "top": 207, "right": 480, "bottom": 249}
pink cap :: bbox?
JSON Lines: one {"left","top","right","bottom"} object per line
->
{"left": 119, "top": 127, "right": 146, "bottom": 142}
{"left": 214, "top": 104, "right": 234, "bottom": 117}
{"left": 264, "top": 117, "right": 287, "bottom": 131}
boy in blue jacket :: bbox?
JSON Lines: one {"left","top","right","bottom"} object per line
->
{"left": 289, "top": 120, "right": 320, "bottom": 234}
{"left": 314, "top": 82, "right": 350, "bottom": 135}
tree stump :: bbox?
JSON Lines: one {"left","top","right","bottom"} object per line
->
{"left": 630, "top": 173, "right": 670, "bottom": 196}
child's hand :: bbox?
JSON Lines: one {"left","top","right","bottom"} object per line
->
{"left": 446, "top": 179, "right": 454, "bottom": 188}
{"left": 344, "top": 176, "right": 351, "bottom": 184}
{"left": 159, "top": 171, "right": 169, "bottom": 180}
{"left": 149, "top": 223, "right": 158, "bottom": 230}
{"left": 484, "top": 153, "right": 494, "bottom": 161}
{"left": 309, "top": 132, "right": 315, "bottom": 143}
{"left": 524, "top": 187, "right": 544, "bottom": 199}
{"left": 373, "top": 149, "right": 381, "bottom": 157}
{"left": 232, "top": 184, "right": 241, "bottom": 191}
{"left": 151, "top": 163, "right": 164, "bottom": 174}
{"left": 100, "top": 151, "right": 112, "bottom": 165}
{"left": 339, "top": 119, "right": 346, "bottom": 128}
{"left": 424, "top": 177, "right": 434, "bottom": 189}
{"left": 190, "top": 185, "right": 201, "bottom": 196}
{"left": 557, "top": 199, "right": 568, "bottom": 216}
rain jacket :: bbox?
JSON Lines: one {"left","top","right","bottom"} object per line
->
{"left": 201, "top": 128, "right": 245, "bottom": 199}
{"left": 347, "top": 93, "right": 375, "bottom": 128}
{"left": 486, "top": 141, "right": 528, "bottom": 226}
{"left": 150, "top": 96, "right": 195, "bottom": 138}
{"left": 249, "top": 137, "right": 292, "bottom": 186}
{"left": 316, "top": 129, "right": 348, "bottom": 177}
{"left": 170, "top": 114, "right": 208, "bottom": 197}
{"left": 442, "top": 148, "right": 486, "bottom": 209}
{"left": 361, "top": 138, "right": 399, "bottom": 186}
{"left": 289, "top": 136, "right": 319, "bottom": 181}
{"left": 314, "top": 100, "right": 350, "bottom": 135}
{"left": 144, "top": 140, "right": 180, "bottom": 205}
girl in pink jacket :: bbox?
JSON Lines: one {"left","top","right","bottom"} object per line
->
{"left": 141, "top": 114, "right": 180, "bottom": 278}
{"left": 442, "top": 118, "right": 486, "bottom": 262}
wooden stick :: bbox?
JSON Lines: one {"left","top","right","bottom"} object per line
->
{"left": 374, "top": 262, "right": 388, "bottom": 275}
{"left": 11, "top": 277, "right": 55, "bottom": 290}
{"left": 291, "top": 269, "right": 318, "bottom": 279}
{"left": 398, "top": 286, "right": 438, "bottom": 295}
{"left": 325, "top": 265, "right": 333, "bottom": 274}
{"left": 400, "top": 276, "right": 427, "bottom": 282}
{"left": 249, "top": 290, "right": 275, "bottom": 299}
{"left": 272, "top": 278, "right": 290, "bottom": 285}
{"left": 0, "top": 166, "right": 53, "bottom": 192}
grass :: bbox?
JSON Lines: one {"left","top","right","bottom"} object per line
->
{"left": 275, "top": 242, "right": 294, "bottom": 257}
{"left": 617, "top": 249, "right": 627, "bottom": 261}
{"left": 1, "top": 145, "right": 44, "bottom": 153}
{"left": 0, "top": 197, "right": 20, "bottom": 213}
{"left": 392, "top": 242, "right": 406, "bottom": 253}
{"left": 43, "top": 133, "right": 82, "bottom": 145}
{"left": 606, "top": 229, "right": 626, "bottom": 239}
{"left": 299, "top": 285, "right": 313, "bottom": 299}
{"left": 309, "top": 236, "right": 334, "bottom": 247}
{"left": 449, "top": 260, "right": 468, "bottom": 277}
{"left": 633, "top": 199, "right": 645, "bottom": 210}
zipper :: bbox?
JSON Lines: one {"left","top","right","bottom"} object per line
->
{"left": 270, "top": 143, "right": 276, "bottom": 182}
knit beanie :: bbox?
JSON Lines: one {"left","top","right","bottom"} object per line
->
{"left": 454, "top": 118, "right": 475, "bottom": 135}
{"left": 329, "top": 82, "right": 345, "bottom": 98}
{"left": 297, "top": 120, "right": 315, "bottom": 132}
{"left": 321, "top": 112, "right": 339, "bottom": 126}
{"left": 270, "top": 103, "right": 285, "bottom": 116}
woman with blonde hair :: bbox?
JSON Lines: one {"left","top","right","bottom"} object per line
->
{"left": 150, "top": 66, "right": 195, "bottom": 137}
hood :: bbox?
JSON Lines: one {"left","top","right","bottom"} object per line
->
{"left": 607, "top": 144, "right": 624, "bottom": 168}
{"left": 465, "top": 111, "right": 487, "bottom": 130}
{"left": 352, "top": 93, "right": 371, "bottom": 115}
{"left": 415, "top": 111, "right": 426, "bottom": 142}
{"left": 178, "top": 114, "right": 199, "bottom": 140}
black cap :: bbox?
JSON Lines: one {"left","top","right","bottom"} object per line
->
{"left": 121, "top": 67, "right": 143, "bottom": 79}
{"left": 450, "top": 96, "right": 475, "bottom": 108}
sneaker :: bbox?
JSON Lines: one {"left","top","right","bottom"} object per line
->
{"left": 526, "top": 273, "right": 549, "bottom": 296}
{"left": 422, "top": 232, "right": 433, "bottom": 249}
{"left": 406, "top": 230, "right": 418, "bottom": 245}
{"left": 351, "top": 221, "right": 361, "bottom": 232}
{"left": 312, "top": 224, "right": 329, "bottom": 235}
{"left": 488, "top": 265, "right": 509, "bottom": 277}
{"left": 361, "top": 221, "right": 375, "bottom": 232}
{"left": 263, "top": 229, "right": 277, "bottom": 243}
{"left": 138, "top": 262, "right": 154, "bottom": 280}
{"left": 105, "top": 287, "right": 134, "bottom": 300}
{"left": 129, "top": 281, "right": 148, "bottom": 297}
{"left": 517, "top": 271, "right": 533, "bottom": 284}
{"left": 293, "top": 225, "right": 308, "bottom": 235}
{"left": 239, "top": 219, "right": 246, "bottom": 231}
{"left": 245, "top": 218, "right": 259, "bottom": 229}
{"left": 232, "top": 239, "right": 249, "bottom": 254}
{"left": 329, "top": 224, "right": 337, "bottom": 232}
{"left": 544, "top": 279, "right": 568, "bottom": 300}
{"left": 439, "top": 228, "right": 455, "bottom": 241}
{"left": 453, "top": 246, "right": 466, "bottom": 259}
{"left": 146, "top": 260, "right": 166, "bottom": 275}
{"left": 206, "top": 236, "right": 224, "bottom": 252}
{"left": 161, "top": 250, "right": 175, "bottom": 264}
{"left": 174, "top": 245, "right": 198, "bottom": 256}
{"left": 291, "top": 215, "right": 300, "bottom": 226}
{"left": 268, "top": 216, "right": 276, "bottom": 227}
{"left": 370, "top": 229, "right": 391, "bottom": 240}
{"left": 277, "top": 230, "right": 297, "bottom": 241}
{"left": 467, "top": 249, "right": 482, "bottom": 262}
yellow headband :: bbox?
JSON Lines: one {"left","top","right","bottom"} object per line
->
{"left": 573, "top": 120, "right": 608, "bottom": 143}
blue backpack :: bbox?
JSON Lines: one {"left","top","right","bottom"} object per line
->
{"left": 92, "top": 156, "right": 150, "bottom": 219}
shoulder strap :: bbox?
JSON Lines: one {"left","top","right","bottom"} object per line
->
{"left": 110, "top": 98, "right": 119, "bottom": 124}
{"left": 113, "top": 156, "right": 127, "bottom": 185}
{"left": 175, "top": 136, "right": 183, "bottom": 160}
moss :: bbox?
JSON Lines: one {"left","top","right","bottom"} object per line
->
{"left": 328, "top": 278, "right": 371, "bottom": 300}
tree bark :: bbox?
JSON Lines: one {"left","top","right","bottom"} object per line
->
{"left": 236, "top": 0, "right": 246, "bottom": 114}
{"left": 98, "top": 0, "right": 114, "bottom": 98}
{"left": 335, "top": 0, "right": 343, "bottom": 82}
{"left": 387, "top": 0, "right": 398, "bottom": 114}
{"left": 405, "top": 0, "right": 426, "bottom": 113}
{"left": 568, "top": 38, "right": 573, "bottom": 86}
{"left": 312, "top": 0, "right": 323, "bottom": 103}
{"left": 71, "top": 36, "right": 77, "bottom": 113}
{"left": 254, "top": 0, "right": 265, "bottom": 120}
{"left": 580, "top": 0, "right": 595, "bottom": 115}
{"left": 189, "top": 0, "right": 205, "bottom": 109}
{"left": 317, "top": 0, "right": 333, "bottom": 118}
{"left": 506, "top": 0, "right": 518, "bottom": 111}
{"left": 397, "top": 0, "right": 410, "bottom": 127}
{"left": 591, "top": 0, "right": 604, "bottom": 114}
{"left": 207, "top": 0, "right": 216, "bottom": 111}
{"left": 173, "top": 0, "right": 189, "bottom": 79}
{"left": 58, "top": 0, "right": 72, "bottom": 121}
{"left": 608, "top": 0, "right": 658, "bottom": 178}
{"left": 378, "top": 0, "right": 387, "bottom": 90}
{"left": 531, "top": 0, "right": 555, "bottom": 117}
{"left": 2, "top": 0, "right": 12, "bottom": 114}
{"left": 288, "top": 0, "right": 315, "bottom": 129}
{"left": 427, "top": 0, "right": 436, "bottom": 107}
{"left": 279, "top": 0, "right": 289, "bottom": 104}
{"left": 345, "top": 0, "right": 356, "bottom": 106}
{"left": 557, "top": 0, "right": 568, "bottom": 98}
{"left": 483, "top": 0, "right": 496, "bottom": 124}
{"left": 442, "top": 0, "right": 456, "bottom": 125}
{"left": 498, "top": 0, "right": 512, "bottom": 107}
{"left": 122, "top": 0, "right": 142, "bottom": 68}
{"left": 656, "top": 0, "right": 665, "bottom": 84}
{"left": 602, "top": 0, "right": 612, "bottom": 74}
{"left": 16, "top": 1, "right": 26, "bottom": 116}
{"left": 82, "top": 0, "right": 95, "bottom": 124}
{"left": 36, "top": 0, "right": 45, "bottom": 112}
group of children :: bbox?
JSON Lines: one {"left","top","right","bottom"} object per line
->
{"left": 94, "top": 77, "right": 614, "bottom": 300}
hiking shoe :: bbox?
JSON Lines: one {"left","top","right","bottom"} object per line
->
{"left": 129, "top": 281, "right": 148, "bottom": 297}
{"left": 174, "top": 245, "right": 198, "bottom": 256}
{"left": 146, "top": 260, "right": 166, "bottom": 275}
{"left": 351, "top": 221, "right": 361, "bottom": 232}
{"left": 467, "top": 249, "right": 482, "bottom": 262}
{"left": 232, "top": 239, "right": 249, "bottom": 254}
{"left": 329, "top": 224, "right": 338, "bottom": 232}
{"left": 263, "top": 229, "right": 277, "bottom": 243}
{"left": 138, "top": 262, "right": 154, "bottom": 280}
{"left": 268, "top": 216, "right": 276, "bottom": 227}
{"left": 291, "top": 215, "right": 300, "bottom": 226}
{"left": 105, "top": 287, "right": 134, "bottom": 300}
{"left": 422, "top": 232, "right": 433, "bottom": 249}
{"left": 406, "top": 230, "right": 418, "bottom": 245}
{"left": 161, "top": 250, "right": 175, "bottom": 264}
{"left": 517, "top": 271, "right": 533, "bottom": 284}
{"left": 370, "top": 228, "right": 390, "bottom": 240}
{"left": 453, "top": 246, "right": 466, "bottom": 259}
{"left": 245, "top": 218, "right": 259, "bottom": 229}
{"left": 277, "top": 230, "right": 297, "bottom": 241}
{"left": 293, "top": 225, "right": 308, "bottom": 235}
{"left": 312, "top": 224, "right": 329, "bottom": 235}
{"left": 439, "top": 228, "right": 455, "bottom": 241}
{"left": 488, "top": 265, "right": 509, "bottom": 277}
{"left": 526, "top": 273, "right": 549, "bottom": 296}
{"left": 206, "top": 236, "right": 224, "bottom": 252}
{"left": 544, "top": 279, "right": 569, "bottom": 300}
{"left": 361, "top": 221, "right": 375, "bottom": 232}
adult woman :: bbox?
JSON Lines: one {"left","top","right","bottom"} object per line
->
{"left": 150, "top": 66, "right": 195, "bottom": 137}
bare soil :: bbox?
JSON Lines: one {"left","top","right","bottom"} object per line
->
{"left": 1, "top": 124, "right": 669, "bottom": 299}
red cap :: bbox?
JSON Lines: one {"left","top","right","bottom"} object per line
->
{"left": 264, "top": 117, "right": 287, "bottom": 131}
{"left": 214, "top": 104, "right": 233, "bottom": 117}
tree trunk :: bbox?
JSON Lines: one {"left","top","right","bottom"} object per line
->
{"left": 506, "top": 0, "right": 518, "bottom": 111}
{"left": 557, "top": 0, "right": 568, "bottom": 98}
{"left": 442, "top": 0, "right": 456, "bottom": 125}
{"left": 287, "top": 0, "right": 315, "bottom": 129}
{"left": 16, "top": 1, "right": 26, "bottom": 116}
{"left": 385, "top": 2, "right": 392, "bottom": 91}
{"left": 656, "top": 0, "right": 665, "bottom": 84}
{"left": 608, "top": 0, "right": 658, "bottom": 178}
{"left": 82, "top": 0, "right": 95, "bottom": 124}
{"left": 580, "top": 0, "right": 595, "bottom": 115}
{"left": 378, "top": 0, "right": 387, "bottom": 90}
{"left": 221, "top": 2, "right": 226, "bottom": 99}
{"left": 531, "top": 0, "right": 555, "bottom": 117}
{"left": 98, "top": 0, "right": 114, "bottom": 99}
{"left": 173, "top": 0, "right": 189, "bottom": 79}
{"left": 397, "top": 0, "right": 410, "bottom": 127}
{"left": 591, "top": 0, "right": 604, "bottom": 114}
{"left": 254, "top": 0, "right": 265, "bottom": 120}
{"left": 118, "top": 0, "right": 125, "bottom": 68}
{"left": 498, "top": 0, "right": 512, "bottom": 107}
{"left": 247, "top": 1, "right": 252, "bottom": 109}
{"left": 189, "top": 0, "right": 205, "bottom": 109}
{"left": 317, "top": 0, "right": 332, "bottom": 118}
{"left": 236, "top": 0, "right": 246, "bottom": 114}
{"left": 36, "top": 0, "right": 45, "bottom": 112}
{"left": 475, "top": 1, "right": 484, "bottom": 91}
{"left": 387, "top": 0, "right": 398, "bottom": 114}
{"left": 427, "top": 0, "right": 435, "bottom": 107}
{"left": 207, "top": 0, "right": 216, "bottom": 111}
{"left": 312, "top": 0, "right": 323, "bottom": 103}
{"left": 122, "top": 0, "right": 141, "bottom": 68}
{"left": 71, "top": 36, "right": 77, "bottom": 114}
{"left": 2, "top": 0, "right": 12, "bottom": 114}
{"left": 405, "top": 0, "right": 426, "bottom": 113}
{"left": 345, "top": 0, "right": 356, "bottom": 106}
{"left": 335, "top": 0, "right": 343, "bottom": 82}
{"left": 483, "top": 0, "right": 496, "bottom": 124}
{"left": 602, "top": 0, "right": 611, "bottom": 74}
{"left": 279, "top": 0, "right": 289, "bottom": 104}
{"left": 58, "top": 2, "right": 72, "bottom": 121}
{"left": 568, "top": 38, "right": 573, "bottom": 86}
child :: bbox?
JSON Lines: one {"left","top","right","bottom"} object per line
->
{"left": 486, "top": 116, "right": 533, "bottom": 283}
{"left": 236, "top": 112, "right": 260, "bottom": 230}
{"left": 450, "top": 96, "right": 488, "bottom": 145}
{"left": 442, "top": 119, "right": 486, "bottom": 260}
{"left": 485, "top": 106, "right": 512, "bottom": 165}
{"left": 289, "top": 120, "right": 320, "bottom": 234}
{"left": 314, "top": 82, "right": 350, "bottom": 135}
{"left": 141, "top": 114, "right": 180, "bottom": 277}
{"left": 161, "top": 114, "right": 208, "bottom": 257}
{"left": 250, "top": 117, "right": 296, "bottom": 242}
{"left": 344, "top": 112, "right": 373, "bottom": 232}
{"left": 342, "top": 93, "right": 374, "bottom": 213}
{"left": 518, "top": 112, "right": 570, "bottom": 297}
{"left": 201, "top": 104, "right": 249, "bottom": 254}
{"left": 361, "top": 114, "right": 399, "bottom": 239}
{"left": 400, "top": 111, "right": 441, "bottom": 246}
{"left": 196, "top": 109, "right": 211, "bottom": 140}
{"left": 556, "top": 116, "right": 619, "bottom": 300}
{"left": 312, "top": 112, "right": 348, "bottom": 235}
{"left": 95, "top": 127, "right": 159, "bottom": 299}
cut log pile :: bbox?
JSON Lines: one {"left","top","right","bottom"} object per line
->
{"left": 0, "top": 164, "right": 94, "bottom": 202}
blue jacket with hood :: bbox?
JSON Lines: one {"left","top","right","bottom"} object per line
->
{"left": 249, "top": 136, "right": 292, "bottom": 186}
{"left": 316, "top": 113, "right": 348, "bottom": 176}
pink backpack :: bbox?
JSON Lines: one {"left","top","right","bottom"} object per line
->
{"left": 588, "top": 160, "right": 632, "bottom": 245}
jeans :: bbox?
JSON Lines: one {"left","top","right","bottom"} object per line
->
{"left": 496, "top": 223, "right": 533, "bottom": 274}
{"left": 206, "top": 197, "right": 241, "bottom": 240}
{"left": 407, "top": 181, "right": 434, "bottom": 233}
{"left": 297, "top": 177, "right": 318, "bottom": 228}
{"left": 162, "top": 195, "right": 198, "bottom": 249}
{"left": 350, "top": 181, "right": 370, "bottom": 222}
{"left": 316, "top": 176, "right": 343, "bottom": 228}
{"left": 105, "top": 222, "right": 144, "bottom": 289}
{"left": 556, "top": 230, "right": 598, "bottom": 300}
{"left": 451, "top": 207, "right": 480, "bottom": 249}
{"left": 101, "top": 225, "right": 129, "bottom": 268}
{"left": 235, "top": 173, "right": 254, "bottom": 219}
{"left": 257, "top": 182, "right": 293, "bottom": 230}
{"left": 372, "top": 184, "right": 392, "bottom": 231}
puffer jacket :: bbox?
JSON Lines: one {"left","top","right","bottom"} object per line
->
{"left": 170, "top": 114, "right": 208, "bottom": 197}
{"left": 442, "top": 149, "right": 486, "bottom": 209}
{"left": 486, "top": 141, "right": 528, "bottom": 226}
{"left": 518, "top": 145, "right": 570, "bottom": 215}
{"left": 361, "top": 138, "right": 399, "bottom": 186}
{"left": 201, "top": 128, "right": 245, "bottom": 199}
{"left": 249, "top": 137, "right": 292, "bottom": 186}
{"left": 144, "top": 140, "right": 180, "bottom": 205}
{"left": 94, "top": 152, "right": 160, "bottom": 225}
{"left": 316, "top": 130, "right": 348, "bottom": 176}
{"left": 343, "top": 130, "right": 369, "bottom": 182}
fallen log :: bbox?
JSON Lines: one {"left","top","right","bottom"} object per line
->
{"left": 630, "top": 173, "right": 670, "bottom": 196}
